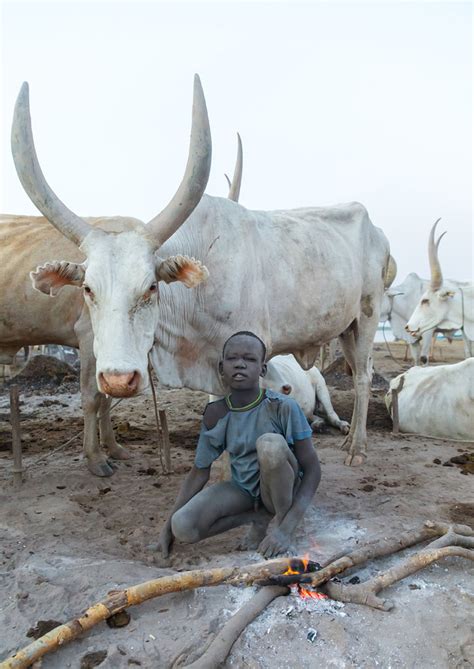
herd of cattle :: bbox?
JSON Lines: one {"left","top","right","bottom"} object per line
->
{"left": 1, "top": 76, "right": 472, "bottom": 477}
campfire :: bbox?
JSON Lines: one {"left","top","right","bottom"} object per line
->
{"left": 283, "top": 557, "right": 329, "bottom": 601}
{"left": 4, "top": 521, "right": 473, "bottom": 669}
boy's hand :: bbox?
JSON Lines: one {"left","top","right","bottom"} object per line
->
{"left": 258, "top": 526, "right": 293, "bottom": 558}
{"left": 157, "top": 520, "right": 174, "bottom": 558}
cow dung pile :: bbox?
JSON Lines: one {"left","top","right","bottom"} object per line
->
{"left": 323, "top": 356, "right": 389, "bottom": 391}
{"left": 5, "top": 355, "right": 79, "bottom": 392}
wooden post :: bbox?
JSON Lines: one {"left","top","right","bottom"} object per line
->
{"left": 391, "top": 376, "right": 404, "bottom": 435}
{"left": 10, "top": 385, "right": 24, "bottom": 489}
{"left": 159, "top": 409, "right": 172, "bottom": 473}
{"left": 391, "top": 387, "right": 399, "bottom": 435}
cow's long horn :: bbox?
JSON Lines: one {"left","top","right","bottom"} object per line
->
{"left": 384, "top": 255, "right": 397, "bottom": 289}
{"left": 227, "top": 132, "right": 243, "bottom": 202}
{"left": 428, "top": 218, "right": 446, "bottom": 290}
{"left": 147, "top": 75, "right": 212, "bottom": 247}
{"left": 11, "top": 83, "right": 94, "bottom": 247}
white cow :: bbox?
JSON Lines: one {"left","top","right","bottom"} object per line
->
{"left": 5, "top": 79, "right": 394, "bottom": 472}
{"left": 406, "top": 220, "right": 473, "bottom": 358}
{"left": 380, "top": 273, "right": 460, "bottom": 366}
{"left": 385, "top": 358, "right": 474, "bottom": 440}
{"left": 262, "top": 354, "right": 350, "bottom": 434}
{"left": 2, "top": 77, "right": 211, "bottom": 476}
{"left": 381, "top": 273, "right": 433, "bottom": 365}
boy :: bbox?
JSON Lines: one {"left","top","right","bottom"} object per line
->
{"left": 157, "top": 331, "right": 321, "bottom": 558}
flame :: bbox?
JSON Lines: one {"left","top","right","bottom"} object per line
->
{"left": 281, "top": 556, "right": 328, "bottom": 601}
{"left": 283, "top": 565, "right": 300, "bottom": 576}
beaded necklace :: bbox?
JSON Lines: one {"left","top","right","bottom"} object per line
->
{"left": 225, "top": 388, "right": 265, "bottom": 412}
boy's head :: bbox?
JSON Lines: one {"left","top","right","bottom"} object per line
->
{"left": 219, "top": 331, "right": 267, "bottom": 390}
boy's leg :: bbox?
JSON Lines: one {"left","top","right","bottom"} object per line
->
{"left": 257, "top": 433, "right": 299, "bottom": 523}
{"left": 171, "top": 480, "right": 265, "bottom": 544}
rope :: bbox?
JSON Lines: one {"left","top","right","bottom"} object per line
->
{"left": 382, "top": 321, "right": 407, "bottom": 368}
{"left": 21, "top": 398, "right": 124, "bottom": 471}
{"left": 148, "top": 355, "right": 165, "bottom": 473}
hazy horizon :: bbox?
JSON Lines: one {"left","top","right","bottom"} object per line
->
{"left": 1, "top": 1, "right": 472, "bottom": 282}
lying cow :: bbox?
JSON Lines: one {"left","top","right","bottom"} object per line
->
{"left": 262, "top": 354, "right": 350, "bottom": 434}
{"left": 385, "top": 358, "right": 473, "bottom": 440}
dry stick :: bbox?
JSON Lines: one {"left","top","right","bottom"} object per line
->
{"left": 323, "top": 533, "right": 474, "bottom": 611}
{"left": 9, "top": 385, "right": 23, "bottom": 489}
{"left": 176, "top": 586, "right": 289, "bottom": 669}
{"left": 0, "top": 558, "right": 307, "bottom": 669}
{"left": 390, "top": 375, "right": 404, "bottom": 435}
{"left": 159, "top": 409, "right": 172, "bottom": 473}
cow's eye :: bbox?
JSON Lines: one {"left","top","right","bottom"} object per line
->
{"left": 149, "top": 283, "right": 157, "bottom": 292}
{"left": 421, "top": 298, "right": 429, "bottom": 306}
{"left": 83, "top": 285, "right": 93, "bottom": 297}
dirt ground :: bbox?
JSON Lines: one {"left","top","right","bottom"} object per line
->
{"left": 0, "top": 340, "right": 473, "bottom": 668}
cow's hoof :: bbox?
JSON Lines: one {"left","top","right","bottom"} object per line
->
{"left": 344, "top": 452, "right": 366, "bottom": 467}
{"left": 88, "top": 458, "right": 115, "bottom": 477}
{"left": 106, "top": 443, "right": 131, "bottom": 460}
{"left": 338, "top": 421, "right": 350, "bottom": 435}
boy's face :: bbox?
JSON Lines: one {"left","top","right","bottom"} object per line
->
{"left": 219, "top": 335, "right": 267, "bottom": 390}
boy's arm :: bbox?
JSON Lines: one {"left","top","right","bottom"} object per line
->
{"left": 157, "top": 464, "right": 210, "bottom": 557}
{"left": 259, "top": 437, "right": 321, "bottom": 558}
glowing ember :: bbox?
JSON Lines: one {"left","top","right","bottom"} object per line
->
{"left": 297, "top": 585, "right": 328, "bottom": 600}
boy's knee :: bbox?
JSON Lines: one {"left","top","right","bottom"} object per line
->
{"left": 256, "top": 433, "right": 290, "bottom": 469}
{"left": 171, "top": 509, "right": 201, "bottom": 544}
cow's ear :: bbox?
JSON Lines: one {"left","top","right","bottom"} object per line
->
{"left": 30, "top": 261, "right": 85, "bottom": 296}
{"left": 155, "top": 254, "right": 209, "bottom": 288}
{"left": 440, "top": 290, "right": 455, "bottom": 300}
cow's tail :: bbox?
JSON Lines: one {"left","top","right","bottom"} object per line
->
{"left": 384, "top": 255, "right": 397, "bottom": 289}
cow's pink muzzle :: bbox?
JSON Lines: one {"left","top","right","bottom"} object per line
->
{"left": 99, "top": 371, "right": 140, "bottom": 397}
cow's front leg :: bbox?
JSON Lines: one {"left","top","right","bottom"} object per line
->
{"left": 341, "top": 372, "right": 371, "bottom": 466}
{"left": 98, "top": 395, "right": 131, "bottom": 461}
{"left": 80, "top": 349, "right": 115, "bottom": 477}
{"left": 74, "top": 310, "right": 115, "bottom": 477}
{"left": 338, "top": 311, "right": 377, "bottom": 466}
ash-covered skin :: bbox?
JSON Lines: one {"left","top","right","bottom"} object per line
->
{"left": 155, "top": 333, "right": 321, "bottom": 559}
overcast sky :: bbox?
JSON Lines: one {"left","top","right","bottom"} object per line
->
{"left": 1, "top": 1, "right": 472, "bottom": 282}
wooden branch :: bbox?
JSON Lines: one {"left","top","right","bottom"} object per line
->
{"left": 175, "top": 586, "right": 289, "bottom": 668}
{"left": 9, "top": 385, "right": 24, "bottom": 489}
{"left": 323, "top": 527, "right": 474, "bottom": 611}
{"left": 0, "top": 559, "right": 307, "bottom": 669}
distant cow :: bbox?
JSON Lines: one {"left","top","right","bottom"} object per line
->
{"left": 385, "top": 358, "right": 474, "bottom": 440}
{"left": 381, "top": 273, "right": 458, "bottom": 366}
{"left": 262, "top": 354, "right": 350, "bottom": 434}
{"left": 406, "top": 220, "right": 473, "bottom": 359}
